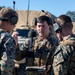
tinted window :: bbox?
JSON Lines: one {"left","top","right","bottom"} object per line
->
{"left": 16, "top": 29, "right": 30, "bottom": 37}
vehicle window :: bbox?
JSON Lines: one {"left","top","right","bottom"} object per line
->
{"left": 16, "top": 29, "right": 30, "bottom": 37}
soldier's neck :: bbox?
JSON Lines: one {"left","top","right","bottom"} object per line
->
{"left": 38, "top": 35, "right": 49, "bottom": 41}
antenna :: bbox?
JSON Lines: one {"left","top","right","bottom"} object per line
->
{"left": 41, "top": 10, "right": 51, "bottom": 17}
{"left": 26, "top": 0, "right": 30, "bottom": 28}
{"left": 41, "top": 10, "right": 55, "bottom": 24}
{"left": 13, "top": 1, "right": 16, "bottom": 10}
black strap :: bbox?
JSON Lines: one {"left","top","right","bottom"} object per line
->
{"left": 0, "top": 30, "right": 5, "bottom": 59}
{"left": 39, "top": 52, "right": 42, "bottom": 66}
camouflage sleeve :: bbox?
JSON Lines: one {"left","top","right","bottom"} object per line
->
{"left": 0, "top": 33, "right": 16, "bottom": 75}
{"left": 53, "top": 45, "right": 74, "bottom": 75}
{"left": 15, "top": 38, "right": 30, "bottom": 60}
{"left": 19, "top": 38, "right": 30, "bottom": 51}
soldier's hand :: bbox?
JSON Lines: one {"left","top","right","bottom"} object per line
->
{"left": 12, "top": 31, "right": 19, "bottom": 46}
{"left": 45, "top": 65, "right": 51, "bottom": 74}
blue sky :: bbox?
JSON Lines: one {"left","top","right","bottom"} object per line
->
{"left": 0, "top": 0, "right": 75, "bottom": 17}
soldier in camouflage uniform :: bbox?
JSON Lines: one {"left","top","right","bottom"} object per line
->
{"left": 0, "top": 7, "right": 18, "bottom": 75}
{"left": 19, "top": 15, "right": 59, "bottom": 75}
{"left": 12, "top": 29, "right": 37, "bottom": 75}
{"left": 53, "top": 15, "right": 75, "bottom": 75}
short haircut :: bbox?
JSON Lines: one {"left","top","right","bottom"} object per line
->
{"left": 0, "top": 7, "right": 18, "bottom": 25}
{"left": 0, "top": 7, "right": 18, "bottom": 19}
{"left": 34, "top": 15, "right": 52, "bottom": 26}
{"left": 57, "top": 15, "right": 72, "bottom": 25}
{"left": 56, "top": 14, "right": 73, "bottom": 28}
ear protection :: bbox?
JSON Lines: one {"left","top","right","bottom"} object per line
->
{"left": 53, "top": 23, "right": 62, "bottom": 33}
{"left": 9, "top": 15, "right": 18, "bottom": 25}
{"left": 0, "top": 17, "right": 8, "bottom": 21}
{"left": 0, "top": 15, "right": 18, "bottom": 25}
{"left": 33, "top": 18, "right": 37, "bottom": 26}
{"left": 28, "top": 29, "right": 37, "bottom": 38}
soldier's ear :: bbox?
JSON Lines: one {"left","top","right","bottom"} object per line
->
{"left": 49, "top": 25, "right": 53, "bottom": 30}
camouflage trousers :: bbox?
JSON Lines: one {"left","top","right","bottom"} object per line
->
{"left": 13, "top": 63, "right": 27, "bottom": 75}
{"left": 1, "top": 71, "right": 14, "bottom": 75}
{"left": 26, "top": 71, "right": 50, "bottom": 75}
{"left": 0, "top": 66, "right": 14, "bottom": 75}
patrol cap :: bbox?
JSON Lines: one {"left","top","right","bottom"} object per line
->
{"left": 0, "top": 7, "right": 18, "bottom": 25}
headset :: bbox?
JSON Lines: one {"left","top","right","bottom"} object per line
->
{"left": 0, "top": 15, "right": 18, "bottom": 25}
{"left": 28, "top": 29, "right": 37, "bottom": 38}
{"left": 33, "top": 18, "right": 37, "bottom": 26}
{"left": 53, "top": 23, "right": 62, "bottom": 33}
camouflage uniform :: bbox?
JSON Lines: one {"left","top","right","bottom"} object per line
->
{"left": 53, "top": 34, "right": 75, "bottom": 75}
{"left": 20, "top": 34, "right": 59, "bottom": 75}
{"left": 0, "top": 28, "right": 16, "bottom": 75}
{"left": 14, "top": 38, "right": 28, "bottom": 75}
